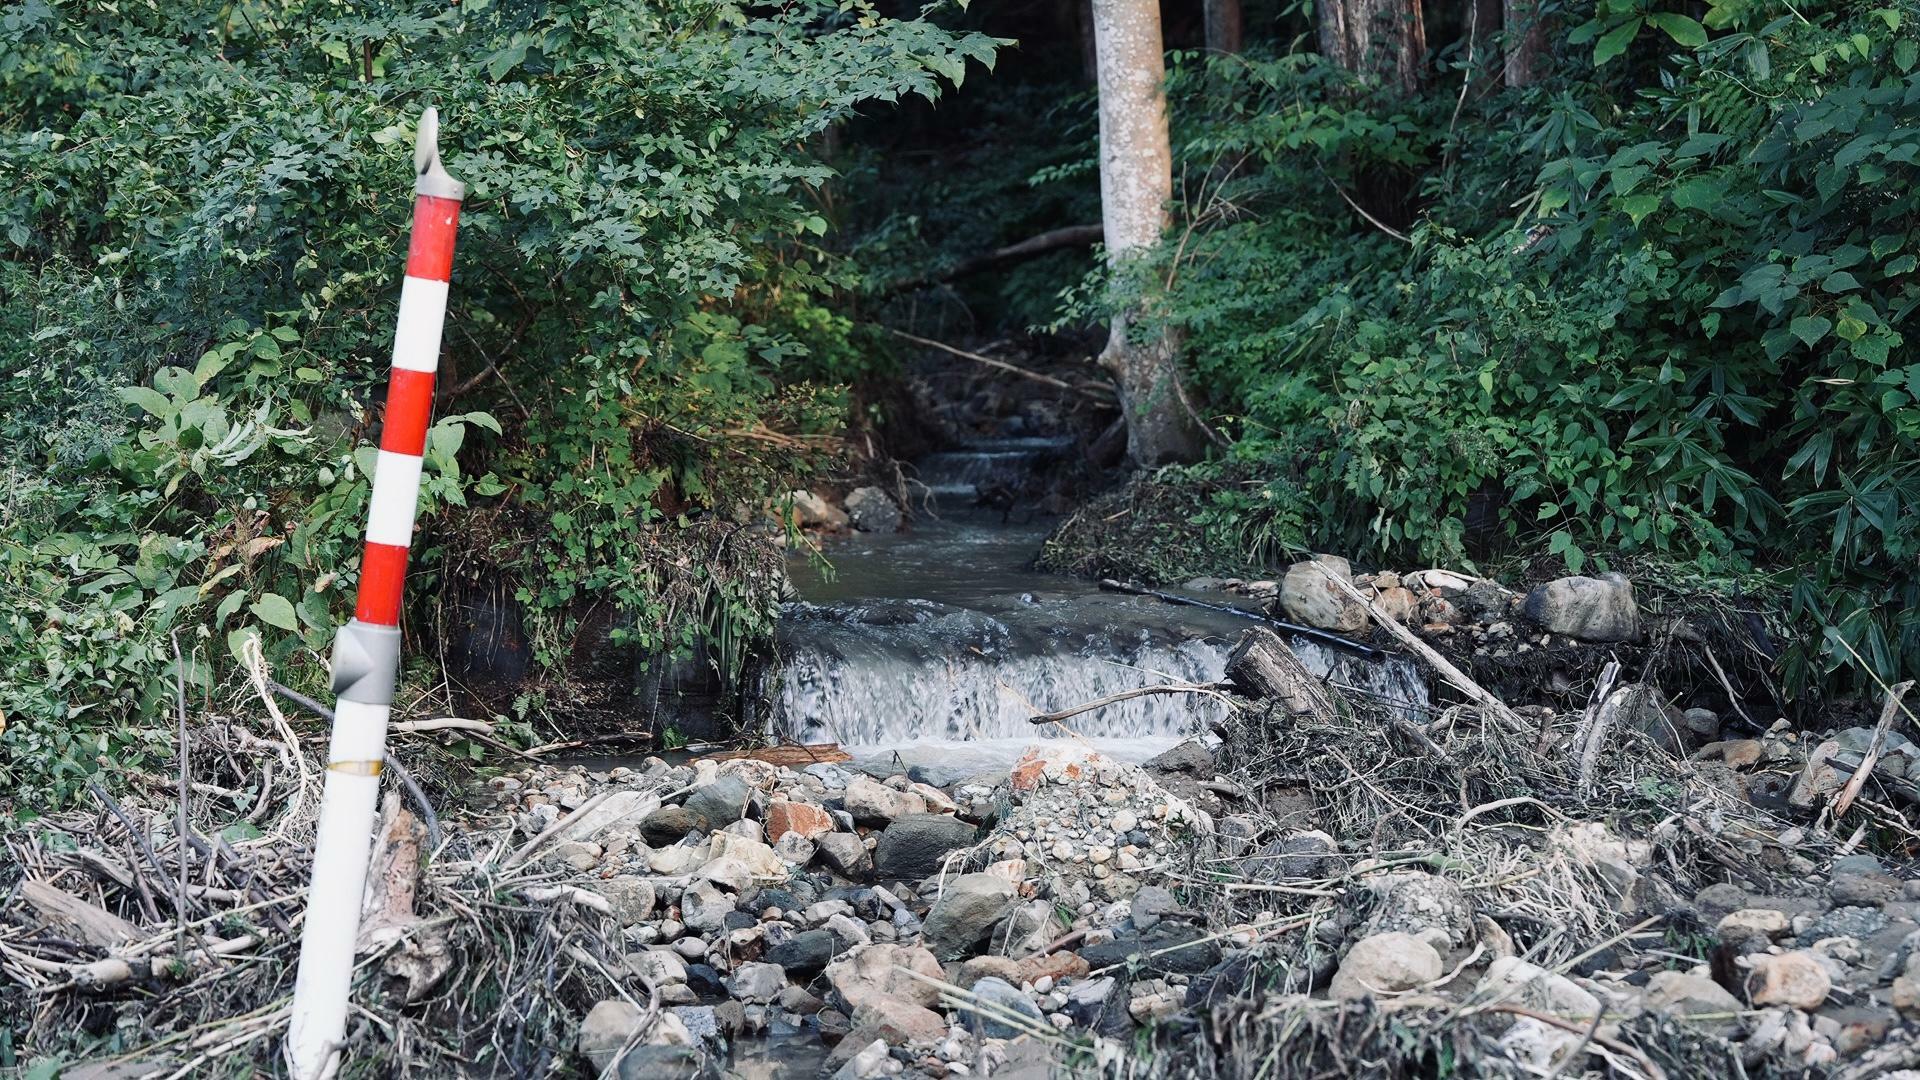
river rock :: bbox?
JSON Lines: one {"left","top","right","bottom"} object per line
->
{"left": 613, "top": 1046, "right": 700, "bottom": 1079}
{"left": 706, "top": 832, "right": 787, "bottom": 882}
{"left": 1248, "top": 830, "right": 1337, "bottom": 881}
{"left": 728, "top": 961, "right": 788, "bottom": 1004}
{"left": 767, "top": 799, "right": 836, "bottom": 842}
{"left": 844, "top": 487, "right": 902, "bottom": 533}
{"left": 683, "top": 776, "right": 752, "bottom": 832}
{"left": 1278, "top": 555, "right": 1366, "bottom": 634}
{"left": 1477, "top": 957, "right": 1600, "bottom": 1019}
{"left": 578, "top": 999, "right": 646, "bottom": 1071}
{"left": 1063, "top": 975, "right": 1132, "bottom": 1036}
{"left": 1129, "top": 885, "right": 1180, "bottom": 931}
{"left": 640, "top": 805, "right": 700, "bottom": 846}
{"left": 1719, "top": 908, "right": 1792, "bottom": 946}
{"left": 873, "top": 814, "right": 975, "bottom": 880}
{"left": 826, "top": 943, "right": 944, "bottom": 1013}
{"left": 1644, "top": 971, "right": 1743, "bottom": 1031}
{"left": 681, "top": 880, "right": 735, "bottom": 934}
{"left": 628, "top": 948, "right": 688, "bottom": 988}
{"left": 966, "top": 976, "right": 1045, "bottom": 1039}
{"left": 1361, "top": 872, "right": 1477, "bottom": 949}
{"left": 844, "top": 777, "right": 928, "bottom": 825}
{"left": 1080, "top": 924, "right": 1221, "bottom": 976}
{"left": 816, "top": 833, "right": 872, "bottom": 878}
{"left": 767, "top": 928, "right": 838, "bottom": 973}
{"left": 1329, "top": 932, "right": 1443, "bottom": 1000}
{"left": 592, "top": 878, "right": 657, "bottom": 926}
{"left": 832, "top": 1038, "right": 901, "bottom": 1079}
{"left": 922, "top": 873, "right": 1015, "bottom": 960}
{"left": 1522, "top": 574, "right": 1640, "bottom": 642}
{"left": 1747, "top": 951, "right": 1830, "bottom": 1009}
{"left": 790, "top": 490, "right": 849, "bottom": 530}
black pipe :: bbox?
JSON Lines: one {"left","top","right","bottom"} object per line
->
{"left": 1098, "top": 579, "right": 1387, "bottom": 663}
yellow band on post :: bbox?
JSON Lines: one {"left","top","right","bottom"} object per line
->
{"left": 326, "top": 760, "right": 384, "bottom": 777}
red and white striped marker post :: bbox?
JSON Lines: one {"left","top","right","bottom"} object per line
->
{"left": 286, "top": 107, "right": 464, "bottom": 1080}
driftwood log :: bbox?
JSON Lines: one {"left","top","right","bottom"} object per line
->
{"left": 1225, "top": 627, "right": 1340, "bottom": 721}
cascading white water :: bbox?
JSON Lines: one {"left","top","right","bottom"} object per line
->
{"left": 774, "top": 445, "right": 1431, "bottom": 768}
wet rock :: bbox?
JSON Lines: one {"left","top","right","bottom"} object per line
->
{"left": 1248, "top": 830, "right": 1337, "bottom": 881}
{"left": 639, "top": 805, "right": 700, "bottom": 847}
{"left": 728, "top": 961, "right": 788, "bottom": 1005}
{"left": 1080, "top": 924, "right": 1221, "bottom": 976}
{"left": 849, "top": 998, "right": 946, "bottom": 1046}
{"left": 1278, "top": 556, "right": 1366, "bottom": 634}
{"left": 831, "top": 1038, "right": 901, "bottom": 1079}
{"left": 766, "top": 929, "right": 837, "bottom": 974}
{"left": 1063, "top": 975, "right": 1132, "bottom": 1037}
{"left": 1329, "top": 932, "right": 1443, "bottom": 1000}
{"left": 873, "top": 814, "right": 975, "bottom": 880}
{"left": 1522, "top": 574, "right": 1640, "bottom": 642}
{"left": 1806, "top": 906, "right": 1888, "bottom": 943}
{"left": 816, "top": 833, "right": 872, "bottom": 878}
{"left": 965, "top": 976, "right": 1044, "bottom": 1039}
{"left": 1747, "top": 951, "right": 1830, "bottom": 1009}
{"left": 613, "top": 1046, "right": 700, "bottom": 1080}
{"left": 628, "top": 949, "right": 689, "bottom": 988}
{"left": 844, "top": 487, "right": 902, "bottom": 533}
{"left": 1142, "top": 740, "right": 1215, "bottom": 778}
{"left": 1477, "top": 957, "right": 1600, "bottom": 1019}
{"left": 922, "top": 874, "right": 1015, "bottom": 960}
{"left": 766, "top": 799, "right": 836, "bottom": 842}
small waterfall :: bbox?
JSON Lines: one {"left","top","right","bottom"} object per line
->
{"left": 913, "top": 437, "right": 1072, "bottom": 498}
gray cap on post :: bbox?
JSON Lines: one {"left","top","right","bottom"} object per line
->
{"left": 413, "top": 106, "right": 466, "bottom": 201}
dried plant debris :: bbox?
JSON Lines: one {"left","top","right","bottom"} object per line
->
{"left": 6, "top": 628, "right": 1920, "bottom": 1079}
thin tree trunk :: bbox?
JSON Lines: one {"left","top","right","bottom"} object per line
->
{"left": 1472, "top": 0, "right": 1503, "bottom": 91}
{"left": 1502, "top": 0, "right": 1547, "bottom": 87}
{"left": 1317, "top": 0, "right": 1426, "bottom": 94}
{"left": 1205, "top": 0, "right": 1243, "bottom": 54}
{"left": 1091, "top": 0, "right": 1206, "bottom": 466}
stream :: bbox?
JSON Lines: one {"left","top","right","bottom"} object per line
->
{"left": 771, "top": 440, "right": 1430, "bottom": 770}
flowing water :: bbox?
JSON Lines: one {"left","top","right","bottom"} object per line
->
{"left": 772, "top": 442, "right": 1429, "bottom": 770}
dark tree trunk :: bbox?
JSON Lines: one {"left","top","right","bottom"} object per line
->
{"left": 1205, "top": 0, "right": 1243, "bottom": 54}
{"left": 1317, "top": 0, "right": 1426, "bottom": 94}
{"left": 1502, "top": 0, "right": 1548, "bottom": 87}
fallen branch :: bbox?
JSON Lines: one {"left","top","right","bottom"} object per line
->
{"left": 1573, "top": 660, "right": 1622, "bottom": 798}
{"left": 1029, "top": 681, "right": 1232, "bottom": 725}
{"left": 887, "top": 329, "right": 1110, "bottom": 399}
{"left": 1308, "top": 563, "right": 1525, "bottom": 729}
{"left": 502, "top": 790, "right": 617, "bottom": 870}
{"left": 1834, "top": 679, "right": 1914, "bottom": 820}
{"left": 881, "top": 224, "right": 1104, "bottom": 295}
{"left": 391, "top": 717, "right": 496, "bottom": 737}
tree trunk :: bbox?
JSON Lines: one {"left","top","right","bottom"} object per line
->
{"left": 1317, "top": 0, "right": 1426, "bottom": 95}
{"left": 1091, "top": 0, "right": 1207, "bottom": 466}
{"left": 1079, "top": 0, "right": 1100, "bottom": 82}
{"left": 1471, "top": 0, "right": 1504, "bottom": 91}
{"left": 1502, "top": 0, "right": 1547, "bottom": 87}
{"left": 1204, "top": 0, "right": 1243, "bottom": 54}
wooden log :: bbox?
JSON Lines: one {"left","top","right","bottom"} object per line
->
{"left": 1224, "top": 627, "right": 1339, "bottom": 721}
{"left": 699, "top": 743, "right": 853, "bottom": 767}
{"left": 22, "top": 880, "right": 141, "bottom": 947}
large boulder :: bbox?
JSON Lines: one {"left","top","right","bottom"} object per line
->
{"left": 1476, "top": 957, "right": 1601, "bottom": 1019}
{"left": 682, "top": 776, "right": 753, "bottom": 832}
{"left": 1643, "top": 971, "right": 1743, "bottom": 1033}
{"left": 1278, "top": 556, "right": 1367, "bottom": 634}
{"left": 1522, "top": 574, "right": 1640, "bottom": 642}
{"left": 1328, "top": 932, "right": 1443, "bottom": 1000}
{"left": 844, "top": 777, "right": 929, "bottom": 825}
{"left": 921, "top": 874, "right": 1016, "bottom": 960}
{"left": 577, "top": 1000, "right": 646, "bottom": 1072}
{"left": 844, "top": 487, "right": 902, "bottom": 533}
{"left": 872, "top": 815, "right": 976, "bottom": 880}
{"left": 790, "top": 490, "right": 849, "bottom": 530}
{"left": 767, "top": 799, "right": 836, "bottom": 842}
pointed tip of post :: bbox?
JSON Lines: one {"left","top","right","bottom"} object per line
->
{"left": 412, "top": 105, "right": 465, "bottom": 201}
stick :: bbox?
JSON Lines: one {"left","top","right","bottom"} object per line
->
{"left": 1308, "top": 563, "right": 1524, "bottom": 728}
{"left": 1477, "top": 1004, "right": 1667, "bottom": 1080}
{"left": 886, "top": 329, "right": 1105, "bottom": 398}
{"left": 1028, "top": 681, "right": 1231, "bottom": 724}
{"left": 1574, "top": 660, "right": 1621, "bottom": 798}
{"left": 171, "top": 629, "right": 191, "bottom": 959}
{"left": 1833, "top": 679, "right": 1913, "bottom": 820}
{"left": 502, "top": 790, "right": 616, "bottom": 869}
{"left": 391, "top": 717, "right": 495, "bottom": 737}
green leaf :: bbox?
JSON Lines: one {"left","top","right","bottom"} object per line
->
{"left": 1895, "top": 39, "right": 1917, "bottom": 71}
{"left": 116, "top": 386, "right": 173, "bottom": 418}
{"left": 249, "top": 593, "right": 298, "bottom": 631}
{"left": 1648, "top": 12, "right": 1707, "bottom": 47}
{"left": 221, "top": 822, "right": 264, "bottom": 842}
{"left": 1822, "top": 271, "right": 1861, "bottom": 293}
{"left": 1790, "top": 316, "right": 1832, "bottom": 346}
{"left": 1616, "top": 193, "right": 1662, "bottom": 224}
{"left": 1593, "top": 19, "right": 1643, "bottom": 65}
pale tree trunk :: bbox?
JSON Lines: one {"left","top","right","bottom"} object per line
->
{"left": 1502, "top": 0, "right": 1547, "bottom": 87}
{"left": 1317, "top": 0, "right": 1426, "bottom": 94}
{"left": 1092, "top": 0, "right": 1206, "bottom": 467}
{"left": 1205, "top": 0, "right": 1243, "bottom": 54}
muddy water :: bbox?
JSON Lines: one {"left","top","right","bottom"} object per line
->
{"left": 773, "top": 445, "right": 1428, "bottom": 770}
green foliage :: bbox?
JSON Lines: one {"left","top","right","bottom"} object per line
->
{"left": 1121, "top": 0, "right": 1918, "bottom": 695}
{"left": 0, "top": 0, "right": 998, "bottom": 804}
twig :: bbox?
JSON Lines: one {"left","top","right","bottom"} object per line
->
{"left": 392, "top": 717, "right": 496, "bottom": 737}
{"left": 171, "top": 629, "right": 191, "bottom": 959}
{"left": 502, "top": 790, "right": 616, "bottom": 869}
{"left": 1029, "top": 681, "right": 1232, "bottom": 725}
{"left": 1833, "top": 679, "right": 1913, "bottom": 819}
{"left": 1699, "top": 645, "right": 1757, "bottom": 729}
{"left": 88, "top": 782, "right": 185, "bottom": 919}
{"left": 1477, "top": 1004, "right": 1667, "bottom": 1080}
{"left": 1309, "top": 563, "right": 1524, "bottom": 728}
{"left": 886, "top": 328, "right": 1108, "bottom": 398}
{"left": 1574, "top": 660, "right": 1622, "bottom": 799}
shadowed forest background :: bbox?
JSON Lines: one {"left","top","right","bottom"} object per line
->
{"left": 3, "top": 0, "right": 1918, "bottom": 803}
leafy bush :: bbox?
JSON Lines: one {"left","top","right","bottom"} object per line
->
{"left": 1113, "top": 0, "right": 1918, "bottom": 694}
{"left": 0, "top": 0, "right": 998, "bottom": 805}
